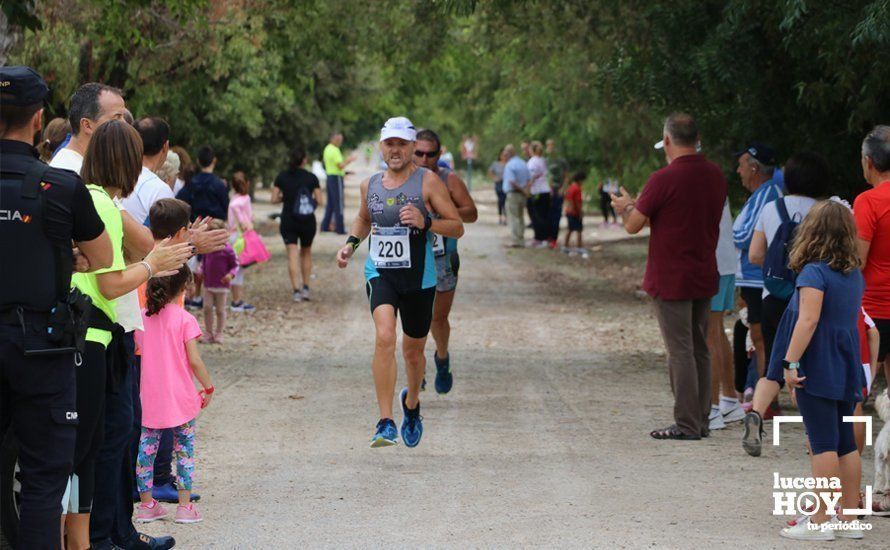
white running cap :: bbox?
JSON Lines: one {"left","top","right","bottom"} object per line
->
{"left": 380, "top": 117, "right": 416, "bottom": 142}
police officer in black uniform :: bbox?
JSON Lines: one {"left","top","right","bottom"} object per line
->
{"left": 0, "top": 66, "right": 112, "bottom": 550}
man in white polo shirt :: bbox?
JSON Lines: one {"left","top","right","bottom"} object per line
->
{"left": 50, "top": 84, "right": 154, "bottom": 256}
{"left": 123, "top": 117, "right": 174, "bottom": 223}
{"left": 50, "top": 83, "right": 127, "bottom": 173}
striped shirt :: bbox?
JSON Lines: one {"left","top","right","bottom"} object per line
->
{"left": 732, "top": 173, "right": 784, "bottom": 287}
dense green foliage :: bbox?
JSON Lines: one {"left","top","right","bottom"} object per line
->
{"left": 411, "top": 0, "right": 890, "bottom": 197}
{"left": 5, "top": 0, "right": 890, "bottom": 197}
{"left": 5, "top": 0, "right": 422, "bottom": 180}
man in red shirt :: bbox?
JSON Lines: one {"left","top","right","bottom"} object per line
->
{"left": 611, "top": 113, "right": 727, "bottom": 440}
{"left": 853, "top": 125, "right": 890, "bottom": 387}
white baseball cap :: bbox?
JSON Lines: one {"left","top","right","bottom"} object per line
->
{"left": 654, "top": 138, "right": 701, "bottom": 151}
{"left": 380, "top": 116, "right": 416, "bottom": 142}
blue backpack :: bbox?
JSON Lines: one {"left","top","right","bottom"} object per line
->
{"left": 763, "top": 198, "right": 800, "bottom": 300}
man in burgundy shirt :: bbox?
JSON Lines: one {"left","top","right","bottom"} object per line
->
{"left": 611, "top": 113, "right": 727, "bottom": 440}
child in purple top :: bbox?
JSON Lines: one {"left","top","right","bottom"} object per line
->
{"left": 200, "top": 219, "right": 239, "bottom": 343}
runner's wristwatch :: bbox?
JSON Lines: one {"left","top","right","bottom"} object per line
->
{"left": 782, "top": 360, "right": 800, "bottom": 370}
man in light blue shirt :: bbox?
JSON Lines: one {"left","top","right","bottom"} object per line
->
{"left": 502, "top": 144, "right": 530, "bottom": 247}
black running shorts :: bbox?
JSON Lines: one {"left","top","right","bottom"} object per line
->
{"left": 366, "top": 277, "right": 436, "bottom": 338}
{"left": 280, "top": 216, "right": 317, "bottom": 247}
{"left": 739, "top": 286, "right": 762, "bottom": 324}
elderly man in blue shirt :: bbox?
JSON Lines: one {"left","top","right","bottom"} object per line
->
{"left": 502, "top": 143, "right": 531, "bottom": 248}
{"left": 732, "top": 142, "right": 784, "bottom": 390}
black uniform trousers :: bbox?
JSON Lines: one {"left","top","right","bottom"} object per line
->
{"left": 0, "top": 323, "right": 78, "bottom": 550}
{"left": 90, "top": 332, "right": 140, "bottom": 546}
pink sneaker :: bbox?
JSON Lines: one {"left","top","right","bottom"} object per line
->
{"left": 175, "top": 503, "right": 203, "bottom": 523}
{"left": 135, "top": 499, "right": 167, "bottom": 523}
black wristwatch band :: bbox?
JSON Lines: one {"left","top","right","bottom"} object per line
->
{"left": 346, "top": 235, "right": 361, "bottom": 251}
{"left": 423, "top": 215, "right": 432, "bottom": 231}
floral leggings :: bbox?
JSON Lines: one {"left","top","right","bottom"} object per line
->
{"left": 136, "top": 419, "right": 196, "bottom": 493}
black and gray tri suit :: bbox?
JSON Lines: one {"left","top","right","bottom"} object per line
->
{"left": 363, "top": 167, "right": 437, "bottom": 338}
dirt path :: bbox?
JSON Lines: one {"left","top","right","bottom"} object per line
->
{"left": 140, "top": 161, "right": 889, "bottom": 548}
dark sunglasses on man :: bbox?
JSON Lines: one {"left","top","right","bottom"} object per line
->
{"left": 414, "top": 150, "right": 439, "bottom": 159}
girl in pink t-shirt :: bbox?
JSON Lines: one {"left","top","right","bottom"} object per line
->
{"left": 227, "top": 171, "right": 255, "bottom": 312}
{"left": 134, "top": 266, "right": 215, "bottom": 524}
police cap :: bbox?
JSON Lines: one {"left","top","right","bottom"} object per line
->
{"left": 0, "top": 66, "right": 49, "bottom": 106}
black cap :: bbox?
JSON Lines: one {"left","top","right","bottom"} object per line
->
{"left": 0, "top": 66, "right": 49, "bottom": 106}
{"left": 735, "top": 141, "right": 777, "bottom": 166}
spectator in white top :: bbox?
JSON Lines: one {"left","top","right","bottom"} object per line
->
{"left": 49, "top": 83, "right": 154, "bottom": 257}
{"left": 741, "top": 152, "right": 830, "bottom": 455}
{"left": 50, "top": 83, "right": 127, "bottom": 174}
{"left": 707, "top": 198, "right": 744, "bottom": 430}
{"left": 123, "top": 117, "right": 175, "bottom": 224}
{"left": 526, "top": 141, "right": 551, "bottom": 246}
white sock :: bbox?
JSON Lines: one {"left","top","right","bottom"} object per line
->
{"left": 710, "top": 404, "right": 720, "bottom": 415}
{"left": 720, "top": 395, "right": 739, "bottom": 411}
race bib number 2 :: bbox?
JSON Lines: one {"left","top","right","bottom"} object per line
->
{"left": 370, "top": 226, "right": 411, "bottom": 268}
{"left": 431, "top": 233, "right": 446, "bottom": 257}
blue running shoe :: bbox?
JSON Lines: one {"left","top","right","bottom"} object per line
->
{"left": 399, "top": 387, "right": 423, "bottom": 448}
{"left": 370, "top": 418, "right": 398, "bottom": 448}
{"left": 434, "top": 353, "right": 453, "bottom": 394}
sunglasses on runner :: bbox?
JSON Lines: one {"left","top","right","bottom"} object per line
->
{"left": 414, "top": 150, "right": 439, "bottom": 158}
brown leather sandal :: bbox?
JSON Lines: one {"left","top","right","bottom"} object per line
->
{"left": 649, "top": 424, "right": 701, "bottom": 440}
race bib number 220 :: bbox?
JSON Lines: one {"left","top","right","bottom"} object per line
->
{"left": 370, "top": 226, "right": 411, "bottom": 268}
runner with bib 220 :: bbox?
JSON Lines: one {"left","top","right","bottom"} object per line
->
{"left": 336, "top": 117, "right": 463, "bottom": 449}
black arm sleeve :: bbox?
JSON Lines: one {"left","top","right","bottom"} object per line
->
{"left": 71, "top": 181, "right": 105, "bottom": 242}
